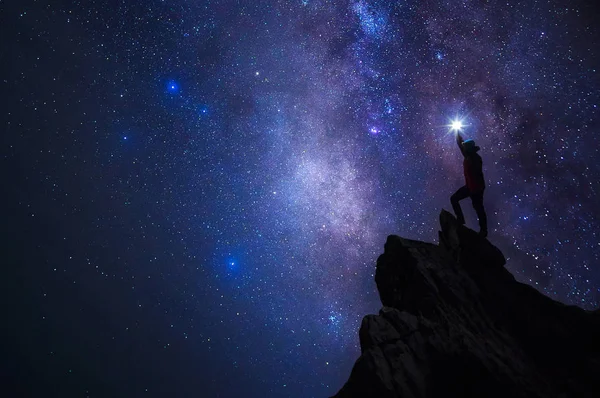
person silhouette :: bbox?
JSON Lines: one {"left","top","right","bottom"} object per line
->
{"left": 451, "top": 133, "right": 488, "bottom": 237}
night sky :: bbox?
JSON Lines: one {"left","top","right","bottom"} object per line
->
{"left": 2, "top": 0, "right": 600, "bottom": 396}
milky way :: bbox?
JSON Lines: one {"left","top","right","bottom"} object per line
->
{"left": 3, "top": 0, "right": 600, "bottom": 396}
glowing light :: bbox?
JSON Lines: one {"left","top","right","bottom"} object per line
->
{"left": 227, "top": 259, "right": 238, "bottom": 273}
{"left": 447, "top": 117, "right": 467, "bottom": 133}
{"left": 451, "top": 120, "right": 463, "bottom": 131}
{"left": 167, "top": 80, "right": 179, "bottom": 93}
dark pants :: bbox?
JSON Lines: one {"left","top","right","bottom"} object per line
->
{"left": 451, "top": 186, "right": 487, "bottom": 232}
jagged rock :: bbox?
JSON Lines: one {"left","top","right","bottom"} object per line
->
{"left": 333, "top": 210, "right": 600, "bottom": 398}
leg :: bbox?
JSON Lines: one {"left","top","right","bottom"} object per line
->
{"left": 451, "top": 186, "right": 470, "bottom": 225}
{"left": 470, "top": 191, "right": 488, "bottom": 236}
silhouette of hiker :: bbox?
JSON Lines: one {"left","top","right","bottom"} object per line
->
{"left": 451, "top": 133, "right": 488, "bottom": 237}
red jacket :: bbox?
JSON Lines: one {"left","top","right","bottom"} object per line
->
{"left": 457, "top": 135, "right": 485, "bottom": 192}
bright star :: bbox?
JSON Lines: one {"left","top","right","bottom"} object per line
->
{"left": 451, "top": 120, "right": 463, "bottom": 131}
{"left": 447, "top": 117, "right": 467, "bottom": 133}
{"left": 167, "top": 80, "right": 179, "bottom": 93}
{"left": 226, "top": 258, "right": 239, "bottom": 273}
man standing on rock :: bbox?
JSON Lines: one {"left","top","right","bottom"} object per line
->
{"left": 451, "top": 132, "right": 488, "bottom": 238}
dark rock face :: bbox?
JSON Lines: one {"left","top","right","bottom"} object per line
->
{"left": 333, "top": 210, "right": 600, "bottom": 398}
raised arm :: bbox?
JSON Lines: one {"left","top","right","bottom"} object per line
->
{"left": 456, "top": 133, "right": 466, "bottom": 156}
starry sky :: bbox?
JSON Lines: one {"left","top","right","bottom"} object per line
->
{"left": 2, "top": 0, "right": 600, "bottom": 396}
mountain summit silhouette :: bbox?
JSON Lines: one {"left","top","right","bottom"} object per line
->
{"left": 333, "top": 210, "right": 600, "bottom": 398}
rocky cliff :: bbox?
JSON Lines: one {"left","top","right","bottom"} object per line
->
{"left": 333, "top": 210, "right": 600, "bottom": 398}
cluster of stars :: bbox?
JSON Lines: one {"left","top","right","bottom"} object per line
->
{"left": 3, "top": 0, "right": 600, "bottom": 397}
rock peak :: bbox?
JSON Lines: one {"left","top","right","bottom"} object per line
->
{"left": 333, "top": 210, "right": 600, "bottom": 398}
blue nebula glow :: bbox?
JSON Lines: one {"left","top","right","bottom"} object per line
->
{"left": 353, "top": 1, "right": 387, "bottom": 38}
{"left": 227, "top": 259, "right": 238, "bottom": 272}
{"left": 167, "top": 80, "right": 179, "bottom": 93}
